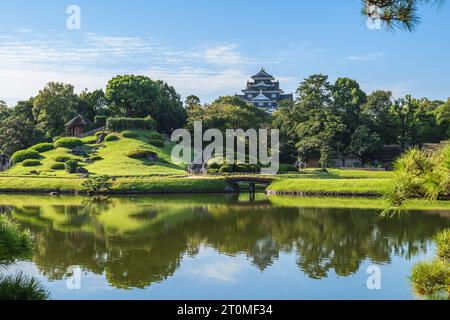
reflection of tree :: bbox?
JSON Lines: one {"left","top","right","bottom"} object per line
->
{"left": 6, "top": 197, "right": 450, "bottom": 289}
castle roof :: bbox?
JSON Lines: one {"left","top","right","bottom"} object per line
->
{"left": 251, "top": 68, "right": 275, "bottom": 80}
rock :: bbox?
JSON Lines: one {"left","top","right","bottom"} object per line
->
{"left": 76, "top": 167, "right": 89, "bottom": 174}
{"left": 97, "top": 133, "right": 107, "bottom": 143}
{"left": 70, "top": 148, "right": 88, "bottom": 157}
{"left": 50, "top": 192, "right": 59, "bottom": 196}
{"left": 30, "top": 170, "right": 40, "bottom": 175}
{"left": 80, "top": 173, "right": 90, "bottom": 179}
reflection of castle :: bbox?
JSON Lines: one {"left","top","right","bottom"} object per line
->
{"left": 236, "top": 68, "right": 293, "bottom": 115}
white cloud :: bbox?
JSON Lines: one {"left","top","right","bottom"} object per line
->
{"left": 0, "top": 32, "right": 302, "bottom": 104}
{"left": 188, "top": 262, "right": 242, "bottom": 283}
{"left": 346, "top": 52, "right": 385, "bottom": 61}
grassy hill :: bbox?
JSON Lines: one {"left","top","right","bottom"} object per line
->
{"left": 3, "top": 129, "right": 187, "bottom": 178}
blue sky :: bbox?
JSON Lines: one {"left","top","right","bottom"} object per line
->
{"left": 1, "top": 0, "right": 449, "bottom": 106}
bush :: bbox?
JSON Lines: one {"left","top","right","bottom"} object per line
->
{"left": 11, "top": 149, "right": 41, "bottom": 164}
{"left": 55, "top": 156, "right": 71, "bottom": 163}
{"left": 50, "top": 163, "right": 65, "bottom": 170}
{"left": 208, "top": 162, "right": 222, "bottom": 170}
{"left": 30, "top": 143, "right": 54, "bottom": 153}
{"left": 64, "top": 160, "right": 78, "bottom": 174}
{"left": 0, "top": 273, "right": 49, "bottom": 300}
{"left": 105, "top": 134, "right": 120, "bottom": 142}
{"left": 148, "top": 138, "right": 165, "bottom": 147}
{"left": 122, "top": 131, "right": 139, "bottom": 138}
{"left": 22, "top": 160, "right": 41, "bottom": 167}
{"left": 107, "top": 117, "right": 156, "bottom": 131}
{"left": 0, "top": 216, "right": 33, "bottom": 264}
{"left": 278, "top": 164, "right": 298, "bottom": 174}
{"left": 94, "top": 115, "right": 108, "bottom": 127}
{"left": 219, "top": 164, "right": 234, "bottom": 173}
{"left": 82, "top": 176, "right": 113, "bottom": 193}
{"left": 146, "top": 132, "right": 162, "bottom": 139}
{"left": 54, "top": 138, "right": 83, "bottom": 149}
{"left": 89, "top": 155, "right": 103, "bottom": 162}
{"left": 208, "top": 169, "right": 219, "bottom": 174}
{"left": 410, "top": 259, "right": 450, "bottom": 296}
{"left": 126, "top": 149, "right": 157, "bottom": 159}
{"left": 435, "top": 229, "right": 450, "bottom": 262}
{"left": 95, "top": 131, "right": 108, "bottom": 137}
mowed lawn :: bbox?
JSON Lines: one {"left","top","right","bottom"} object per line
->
{"left": 2, "top": 129, "right": 187, "bottom": 178}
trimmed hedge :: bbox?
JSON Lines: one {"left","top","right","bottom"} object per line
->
{"left": 64, "top": 160, "right": 78, "bottom": 174}
{"left": 89, "top": 155, "right": 103, "bottom": 162}
{"left": 105, "top": 134, "right": 120, "bottom": 142}
{"left": 54, "top": 138, "right": 84, "bottom": 149}
{"left": 278, "top": 164, "right": 299, "bottom": 173}
{"left": 148, "top": 138, "right": 165, "bottom": 148}
{"left": 30, "top": 143, "right": 54, "bottom": 153}
{"left": 94, "top": 115, "right": 108, "bottom": 127}
{"left": 11, "top": 149, "right": 41, "bottom": 163}
{"left": 126, "top": 149, "right": 157, "bottom": 159}
{"left": 55, "top": 156, "right": 72, "bottom": 163}
{"left": 122, "top": 131, "right": 139, "bottom": 138}
{"left": 107, "top": 117, "right": 156, "bottom": 131}
{"left": 22, "top": 159, "right": 42, "bottom": 167}
{"left": 50, "top": 163, "right": 65, "bottom": 170}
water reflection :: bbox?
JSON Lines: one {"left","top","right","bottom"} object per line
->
{"left": 1, "top": 195, "right": 449, "bottom": 290}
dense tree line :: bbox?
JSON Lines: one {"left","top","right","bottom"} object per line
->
{"left": 0, "top": 75, "right": 186, "bottom": 155}
{"left": 273, "top": 74, "right": 449, "bottom": 166}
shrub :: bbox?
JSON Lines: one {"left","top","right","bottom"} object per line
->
{"left": 208, "top": 169, "right": 219, "bottom": 174}
{"left": 55, "top": 156, "right": 71, "bottom": 163}
{"left": 11, "top": 149, "right": 40, "bottom": 164}
{"left": 0, "top": 216, "right": 33, "bottom": 264}
{"left": 94, "top": 115, "right": 108, "bottom": 127}
{"left": 219, "top": 164, "right": 234, "bottom": 174}
{"left": 64, "top": 160, "right": 78, "bottom": 174}
{"left": 30, "top": 143, "right": 54, "bottom": 153}
{"left": 82, "top": 176, "right": 113, "bottom": 193}
{"left": 104, "top": 134, "right": 120, "bottom": 142}
{"left": 107, "top": 117, "right": 156, "bottom": 131}
{"left": 148, "top": 138, "right": 165, "bottom": 147}
{"left": 278, "top": 164, "right": 298, "bottom": 174}
{"left": 50, "top": 163, "right": 65, "bottom": 170}
{"left": 89, "top": 155, "right": 103, "bottom": 162}
{"left": 209, "top": 162, "right": 222, "bottom": 170}
{"left": 84, "top": 139, "right": 98, "bottom": 145}
{"left": 0, "top": 273, "right": 49, "bottom": 300}
{"left": 54, "top": 138, "right": 83, "bottom": 149}
{"left": 146, "top": 132, "right": 162, "bottom": 139}
{"left": 122, "top": 131, "right": 139, "bottom": 138}
{"left": 22, "top": 160, "right": 41, "bottom": 167}
{"left": 435, "top": 229, "right": 450, "bottom": 262}
{"left": 410, "top": 259, "right": 450, "bottom": 296}
{"left": 126, "top": 149, "right": 157, "bottom": 159}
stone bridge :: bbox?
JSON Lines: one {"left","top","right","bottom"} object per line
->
{"left": 225, "top": 176, "right": 274, "bottom": 194}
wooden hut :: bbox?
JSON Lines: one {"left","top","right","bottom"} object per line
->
{"left": 65, "top": 114, "right": 89, "bottom": 137}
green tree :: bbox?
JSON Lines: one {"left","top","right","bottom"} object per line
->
{"left": 105, "top": 75, "right": 186, "bottom": 133}
{"left": 77, "top": 89, "right": 108, "bottom": 122}
{"left": 0, "top": 100, "right": 9, "bottom": 121}
{"left": 349, "top": 125, "right": 383, "bottom": 164}
{"left": 105, "top": 75, "right": 160, "bottom": 118}
{"left": 185, "top": 95, "right": 201, "bottom": 110}
{"left": 32, "top": 82, "right": 79, "bottom": 138}
{"left": 332, "top": 77, "right": 367, "bottom": 133}
{"left": 362, "top": 90, "right": 397, "bottom": 145}
{"left": 435, "top": 99, "right": 450, "bottom": 138}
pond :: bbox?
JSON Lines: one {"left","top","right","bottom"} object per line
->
{"left": 1, "top": 194, "right": 449, "bottom": 300}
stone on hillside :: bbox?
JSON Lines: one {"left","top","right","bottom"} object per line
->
{"left": 77, "top": 167, "right": 89, "bottom": 174}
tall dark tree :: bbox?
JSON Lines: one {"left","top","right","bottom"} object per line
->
{"left": 32, "top": 82, "right": 79, "bottom": 138}
{"left": 362, "top": 90, "right": 397, "bottom": 144}
{"left": 77, "top": 89, "right": 108, "bottom": 122}
{"left": 185, "top": 95, "right": 201, "bottom": 110}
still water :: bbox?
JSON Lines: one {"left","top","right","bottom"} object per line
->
{"left": 1, "top": 194, "right": 449, "bottom": 300}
